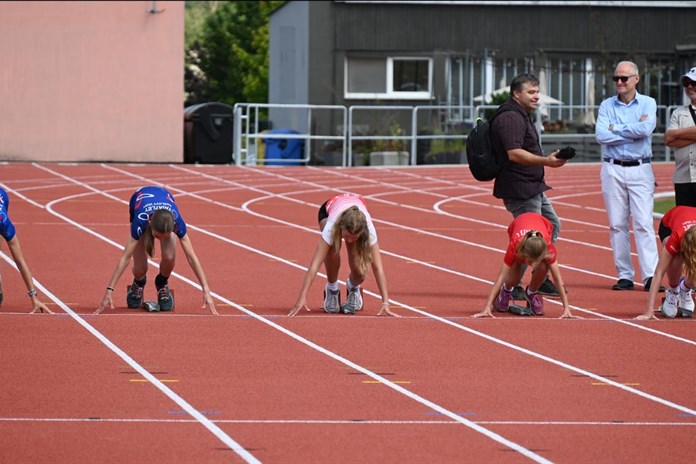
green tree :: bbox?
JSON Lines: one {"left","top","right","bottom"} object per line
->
{"left": 184, "top": 2, "right": 217, "bottom": 105}
{"left": 185, "top": 1, "right": 284, "bottom": 106}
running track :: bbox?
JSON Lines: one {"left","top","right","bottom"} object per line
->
{"left": 0, "top": 161, "right": 693, "bottom": 464}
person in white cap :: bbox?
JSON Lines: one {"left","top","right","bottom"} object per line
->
{"left": 665, "top": 66, "right": 696, "bottom": 206}
{"left": 595, "top": 60, "right": 663, "bottom": 293}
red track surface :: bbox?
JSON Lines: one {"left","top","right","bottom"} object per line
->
{"left": 0, "top": 162, "right": 694, "bottom": 463}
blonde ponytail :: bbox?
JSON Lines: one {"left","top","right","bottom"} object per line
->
{"left": 332, "top": 206, "right": 372, "bottom": 274}
{"left": 516, "top": 230, "right": 547, "bottom": 265}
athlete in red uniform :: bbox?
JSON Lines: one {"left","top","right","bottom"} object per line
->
{"left": 474, "top": 212, "right": 573, "bottom": 318}
{"left": 637, "top": 206, "right": 696, "bottom": 319}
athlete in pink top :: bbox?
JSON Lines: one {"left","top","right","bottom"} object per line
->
{"left": 637, "top": 206, "right": 696, "bottom": 319}
{"left": 289, "top": 193, "right": 398, "bottom": 317}
{"left": 474, "top": 213, "right": 573, "bottom": 318}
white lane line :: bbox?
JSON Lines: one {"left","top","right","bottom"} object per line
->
{"left": 162, "top": 166, "right": 696, "bottom": 414}
{"left": 27, "top": 164, "right": 696, "bottom": 462}
{"left": 31, "top": 164, "right": 555, "bottom": 463}
{"left": 10, "top": 171, "right": 261, "bottom": 464}
{"left": 28, "top": 277, "right": 259, "bottom": 463}
{"left": 172, "top": 165, "right": 696, "bottom": 346}
{"left": 2, "top": 417, "right": 694, "bottom": 426}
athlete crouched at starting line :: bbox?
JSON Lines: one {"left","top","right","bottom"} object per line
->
{"left": 289, "top": 193, "right": 399, "bottom": 317}
{"left": 0, "top": 187, "right": 51, "bottom": 314}
{"left": 474, "top": 212, "right": 575, "bottom": 319}
{"left": 637, "top": 205, "right": 696, "bottom": 320}
{"left": 95, "top": 186, "right": 217, "bottom": 315}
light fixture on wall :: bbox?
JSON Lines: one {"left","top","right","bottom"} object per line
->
{"left": 147, "top": 1, "right": 165, "bottom": 14}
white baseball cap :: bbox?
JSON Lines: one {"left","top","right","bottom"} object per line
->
{"left": 682, "top": 67, "right": 696, "bottom": 84}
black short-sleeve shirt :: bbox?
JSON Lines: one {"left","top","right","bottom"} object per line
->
{"left": 491, "top": 100, "right": 550, "bottom": 200}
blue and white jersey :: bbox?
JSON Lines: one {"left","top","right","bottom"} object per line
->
{"left": 0, "top": 188, "right": 17, "bottom": 241}
{"left": 128, "top": 186, "right": 186, "bottom": 240}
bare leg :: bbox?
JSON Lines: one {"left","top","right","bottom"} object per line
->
{"left": 132, "top": 239, "right": 148, "bottom": 280}
{"left": 528, "top": 262, "right": 549, "bottom": 292}
{"left": 158, "top": 233, "right": 177, "bottom": 278}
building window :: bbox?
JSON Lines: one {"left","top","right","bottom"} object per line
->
{"left": 346, "top": 57, "right": 431, "bottom": 99}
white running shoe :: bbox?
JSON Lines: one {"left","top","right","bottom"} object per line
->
{"left": 678, "top": 285, "right": 694, "bottom": 318}
{"left": 660, "top": 288, "right": 679, "bottom": 318}
{"left": 323, "top": 283, "right": 341, "bottom": 314}
{"left": 343, "top": 286, "right": 363, "bottom": 314}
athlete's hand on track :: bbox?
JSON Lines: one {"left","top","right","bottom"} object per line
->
{"left": 29, "top": 300, "right": 54, "bottom": 314}
{"left": 203, "top": 294, "right": 218, "bottom": 315}
{"left": 288, "top": 299, "right": 310, "bottom": 316}
{"left": 472, "top": 309, "right": 494, "bottom": 318}
{"left": 95, "top": 292, "right": 114, "bottom": 314}
{"left": 377, "top": 302, "right": 400, "bottom": 317}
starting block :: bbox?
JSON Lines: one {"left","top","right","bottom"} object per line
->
{"left": 509, "top": 304, "right": 532, "bottom": 316}
{"left": 143, "top": 300, "right": 160, "bottom": 312}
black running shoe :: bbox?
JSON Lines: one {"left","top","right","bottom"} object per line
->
{"left": 512, "top": 285, "right": 526, "bottom": 301}
{"left": 537, "top": 277, "right": 560, "bottom": 297}
{"left": 126, "top": 281, "right": 145, "bottom": 309}
{"left": 157, "top": 285, "right": 174, "bottom": 311}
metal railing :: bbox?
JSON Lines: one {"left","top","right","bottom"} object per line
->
{"left": 233, "top": 103, "right": 346, "bottom": 166}
{"left": 233, "top": 102, "right": 679, "bottom": 166}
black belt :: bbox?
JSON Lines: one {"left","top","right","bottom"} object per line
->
{"left": 603, "top": 158, "right": 651, "bottom": 167}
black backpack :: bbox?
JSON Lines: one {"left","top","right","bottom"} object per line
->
{"left": 465, "top": 109, "right": 509, "bottom": 181}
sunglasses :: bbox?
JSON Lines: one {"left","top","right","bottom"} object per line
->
{"left": 683, "top": 79, "right": 696, "bottom": 88}
{"left": 612, "top": 75, "right": 636, "bottom": 83}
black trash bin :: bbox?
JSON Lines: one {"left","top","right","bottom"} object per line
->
{"left": 184, "top": 102, "right": 234, "bottom": 164}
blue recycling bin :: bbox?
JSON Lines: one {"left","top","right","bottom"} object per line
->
{"left": 262, "top": 129, "right": 305, "bottom": 165}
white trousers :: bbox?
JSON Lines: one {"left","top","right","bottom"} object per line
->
{"left": 600, "top": 162, "right": 659, "bottom": 283}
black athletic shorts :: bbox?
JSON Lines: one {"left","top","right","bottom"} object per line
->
{"left": 318, "top": 201, "right": 329, "bottom": 224}
{"left": 658, "top": 220, "right": 671, "bottom": 243}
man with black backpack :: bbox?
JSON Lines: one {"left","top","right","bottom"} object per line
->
{"left": 490, "top": 73, "right": 569, "bottom": 299}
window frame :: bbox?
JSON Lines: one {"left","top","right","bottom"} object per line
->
{"left": 345, "top": 56, "right": 432, "bottom": 100}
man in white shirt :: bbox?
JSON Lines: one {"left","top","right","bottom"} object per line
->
{"left": 665, "top": 66, "right": 696, "bottom": 206}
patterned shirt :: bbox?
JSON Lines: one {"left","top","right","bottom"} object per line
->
{"left": 129, "top": 186, "right": 186, "bottom": 240}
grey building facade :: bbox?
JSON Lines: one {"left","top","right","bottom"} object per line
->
{"left": 267, "top": 1, "right": 696, "bottom": 164}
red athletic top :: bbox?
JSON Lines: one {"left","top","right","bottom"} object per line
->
{"left": 662, "top": 206, "right": 696, "bottom": 256}
{"left": 503, "top": 212, "right": 557, "bottom": 266}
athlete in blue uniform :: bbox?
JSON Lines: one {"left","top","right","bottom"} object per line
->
{"left": 96, "top": 186, "right": 217, "bottom": 314}
{"left": 0, "top": 187, "right": 51, "bottom": 313}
